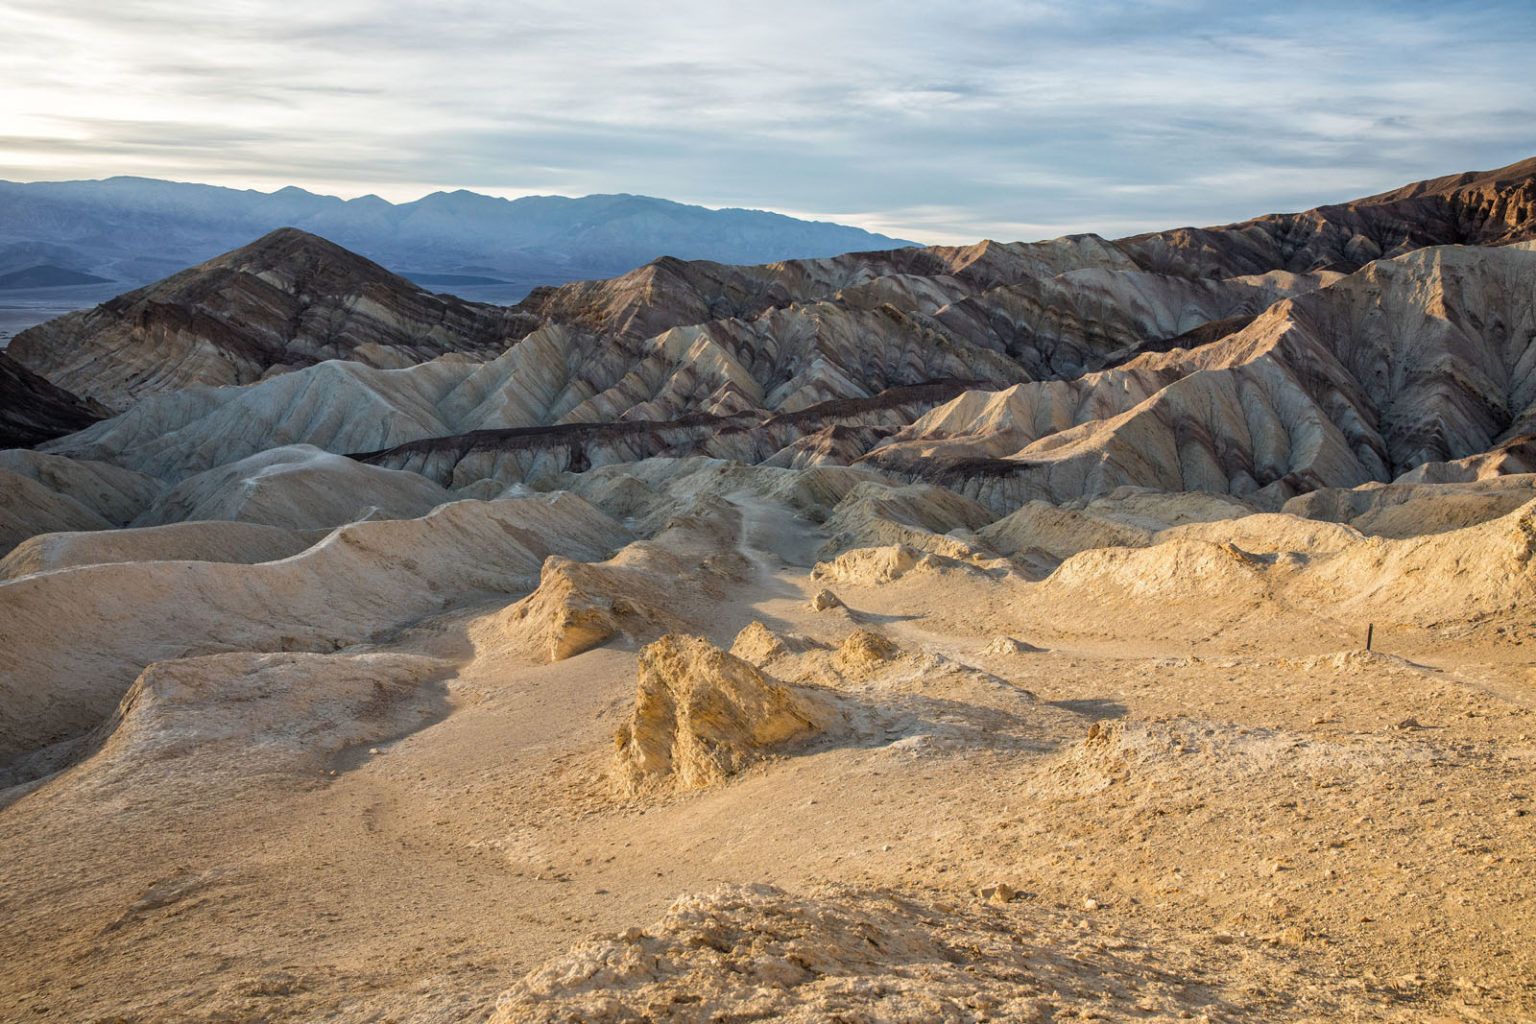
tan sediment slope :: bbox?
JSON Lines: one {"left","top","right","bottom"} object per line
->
{"left": 0, "top": 468, "right": 112, "bottom": 555}
{"left": 50, "top": 651, "right": 451, "bottom": 794}
{"left": 0, "top": 449, "right": 164, "bottom": 557}
{"left": 1030, "top": 498, "right": 1536, "bottom": 629}
{"left": 131, "top": 444, "right": 455, "bottom": 530}
{"left": 0, "top": 493, "right": 625, "bottom": 763}
{"left": 0, "top": 448, "right": 160, "bottom": 525}
{"left": 0, "top": 519, "right": 319, "bottom": 581}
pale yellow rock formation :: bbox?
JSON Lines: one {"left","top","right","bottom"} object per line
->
{"left": 613, "top": 635, "right": 834, "bottom": 794}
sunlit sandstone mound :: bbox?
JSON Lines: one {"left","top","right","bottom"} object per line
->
{"left": 612, "top": 635, "right": 837, "bottom": 794}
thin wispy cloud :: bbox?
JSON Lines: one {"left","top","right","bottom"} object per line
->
{"left": 2, "top": 0, "right": 1532, "bottom": 242}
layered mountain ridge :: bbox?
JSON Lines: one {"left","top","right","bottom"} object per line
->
{"left": 10, "top": 156, "right": 1535, "bottom": 521}
{"left": 10, "top": 229, "right": 536, "bottom": 411}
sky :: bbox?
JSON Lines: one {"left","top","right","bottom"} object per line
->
{"left": 2, "top": 0, "right": 1533, "bottom": 244}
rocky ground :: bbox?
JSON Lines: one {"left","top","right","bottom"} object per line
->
{"left": 1, "top": 467, "right": 1532, "bottom": 1023}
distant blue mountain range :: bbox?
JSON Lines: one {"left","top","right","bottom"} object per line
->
{"left": 0, "top": 177, "right": 917, "bottom": 305}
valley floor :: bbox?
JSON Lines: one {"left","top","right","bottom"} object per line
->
{"left": 1, "top": 487, "right": 1532, "bottom": 1024}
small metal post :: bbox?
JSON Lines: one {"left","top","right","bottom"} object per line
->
{"left": 1365, "top": 623, "right": 1374, "bottom": 652}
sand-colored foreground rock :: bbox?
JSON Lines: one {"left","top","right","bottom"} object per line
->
{"left": 808, "top": 588, "right": 843, "bottom": 611}
{"left": 613, "top": 635, "right": 836, "bottom": 794}
{"left": 814, "top": 542, "right": 922, "bottom": 584}
{"left": 810, "top": 542, "right": 989, "bottom": 586}
{"left": 498, "top": 555, "right": 683, "bottom": 662}
{"left": 476, "top": 493, "right": 749, "bottom": 662}
{"left": 986, "top": 635, "right": 1046, "bottom": 655}
{"left": 493, "top": 882, "right": 1267, "bottom": 1023}
{"left": 835, "top": 628, "right": 900, "bottom": 672}
{"left": 728, "top": 621, "right": 793, "bottom": 664}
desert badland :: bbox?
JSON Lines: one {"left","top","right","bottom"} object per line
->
{"left": 1, "top": 156, "right": 1535, "bottom": 1023}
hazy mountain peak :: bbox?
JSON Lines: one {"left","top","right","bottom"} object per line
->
{"left": 0, "top": 177, "right": 915, "bottom": 306}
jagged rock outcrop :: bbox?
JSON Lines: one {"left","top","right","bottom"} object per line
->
{"left": 728, "top": 621, "right": 794, "bottom": 665}
{"left": 612, "top": 635, "right": 836, "bottom": 793}
{"left": 9, "top": 228, "right": 534, "bottom": 411}
{"left": 491, "top": 555, "right": 682, "bottom": 662}
{"left": 473, "top": 492, "right": 755, "bottom": 662}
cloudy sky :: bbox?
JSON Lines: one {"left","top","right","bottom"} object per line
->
{"left": 3, "top": 0, "right": 1533, "bottom": 243}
